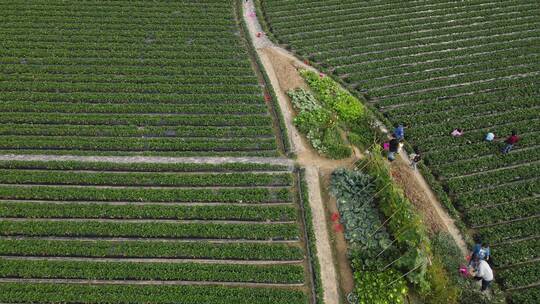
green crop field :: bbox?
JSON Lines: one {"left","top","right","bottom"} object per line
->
{"left": 0, "top": 0, "right": 282, "bottom": 156}
{"left": 0, "top": 0, "right": 317, "bottom": 303}
{"left": 0, "top": 160, "right": 313, "bottom": 303}
{"left": 259, "top": 0, "right": 540, "bottom": 301}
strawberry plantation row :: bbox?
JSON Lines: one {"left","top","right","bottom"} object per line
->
{"left": 0, "top": 0, "right": 282, "bottom": 156}
{"left": 0, "top": 159, "right": 312, "bottom": 303}
{"left": 0, "top": 283, "right": 306, "bottom": 304}
{"left": 259, "top": 0, "right": 540, "bottom": 301}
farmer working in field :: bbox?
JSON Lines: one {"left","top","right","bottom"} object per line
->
{"left": 388, "top": 134, "right": 400, "bottom": 161}
{"left": 394, "top": 124, "right": 405, "bottom": 140}
{"left": 409, "top": 152, "right": 421, "bottom": 170}
{"left": 473, "top": 256, "right": 494, "bottom": 293}
{"left": 502, "top": 130, "right": 520, "bottom": 154}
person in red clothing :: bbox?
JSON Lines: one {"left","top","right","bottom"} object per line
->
{"left": 502, "top": 130, "right": 519, "bottom": 154}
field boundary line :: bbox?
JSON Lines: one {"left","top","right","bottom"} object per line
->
{"left": 0, "top": 255, "right": 304, "bottom": 265}
{"left": 0, "top": 235, "right": 300, "bottom": 244}
{"left": 472, "top": 214, "right": 540, "bottom": 230}
{"left": 0, "top": 199, "right": 294, "bottom": 206}
{"left": 0, "top": 155, "right": 294, "bottom": 168}
{"left": 0, "top": 278, "right": 305, "bottom": 288}
{"left": 0, "top": 183, "right": 290, "bottom": 190}
{"left": 0, "top": 218, "right": 297, "bottom": 225}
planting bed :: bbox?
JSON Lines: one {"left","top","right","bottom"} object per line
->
{"left": 0, "top": 160, "right": 312, "bottom": 303}
{"left": 0, "top": 0, "right": 281, "bottom": 156}
{"left": 259, "top": 0, "right": 540, "bottom": 299}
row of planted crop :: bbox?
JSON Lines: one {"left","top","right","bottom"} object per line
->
{"left": 0, "top": 150, "right": 278, "bottom": 158}
{"left": 368, "top": 66, "right": 537, "bottom": 98}
{"left": 1, "top": 34, "right": 243, "bottom": 46}
{"left": 0, "top": 43, "right": 246, "bottom": 60}
{"left": 0, "top": 160, "right": 289, "bottom": 173}
{"left": 283, "top": 12, "right": 535, "bottom": 45}
{"left": 280, "top": 8, "right": 532, "bottom": 42}
{"left": 313, "top": 28, "right": 536, "bottom": 62}
{"left": 415, "top": 125, "right": 539, "bottom": 160}
{"left": 454, "top": 179, "right": 539, "bottom": 210}
{"left": 405, "top": 106, "right": 539, "bottom": 142}
{"left": 1, "top": 28, "right": 239, "bottom": 39}
{"left": 0, "top": 57, "right": 252, "bottom": 68}
{"left": 391, "top": 97, "right": 536, "bottom": 131}
{"left": 326, "top": 41, "right": 536, "bottom": 77}
{"left": 386, "top": 88, "right": 535, "bottom": 122}
{"left": 287, "top": 20, "right": 536, "bottom": 50}
{"left": 265, "top": 0, "right": 508, "bottom": 15}
{"left": 1, "top": 40, "right": 246, "bottom": 54}
{"left": 493, "top": 238, "right": 540, "bottom": 268}
{"left": 0, "top": 259, "right": 304, "bottom": 284}
{"left": 446, "top": 164, "right": 540, "bottom": 194}
{"left": 0, "top": 202, "right": 297, "bottom": 222}
{"left": 0, "top": 136, "right": 277, "bottom": 153}
{"left": 0, "top": 64, "right": 257, "bottom": 78}
{"left": 387, "top": 82, "right": 537, "bottom": 114}
{"left": 0, "top": 220, "right": 299, "bottom": 240}
{"left": 0, "top": 170, "right": 292, "bottom": 187}
{"left": 0, "top": 92, "right": 264, "bottom": 104}
{"left": 0, "top": 283, "right": 308, "bottom": 304}
{"left": 0, "top": 124, "right": 274, "bottom": 138}
{"left": 355, "top": 57, "right": 536, "bottom": 90}
{"left": 1, "top": 7, "right": 234, "bottom": 18}
{"left": 0, "top": 185, "right": 290, "bottom": 203}
{"left": 316, "top": 34, "right": 536, "bottom": 66}
{"left": 477, "top": 217, "right": 540, "bottom": 245}
{"left": 424, "top": 133, "right": 540, "bottom": 166}
{"left": 266, "top": 0, "right": 532, "bottom": 31}
{"left": 0, "top": 113, "right": 272, "bottom": 126}
{"left": 1, "top": 18, "right": 236, "bottom": 28}
{"left": 334, "top": 36, "right": 537, "bottom": 76}
{"left": 0, "top": 102, "right": 267, "bottom": 115}
{"left": 336, "top": 44, "right": 536, "bottom": 80}
{"left": 433, "top": 148, "right": 540, "bottom": 180}
{"left": 1, "top": 11, "right": 235, "bottom": 21}
{"left": 498, "top": 261, "right": 540, "bottom": 290}
{"left": 0, "top": 82, "right": 259, "bottom": 94}
{"left": 509, "top": 287, "right": 540, "bottom": 304}
{"left": 466, "top": 197, "right": 540, "bottom": 228}
{"left": 0, "top": 238, "right": 303, "bottom": 261}
{"left": 0, "top": 73, "right": 259, "bottom": 85}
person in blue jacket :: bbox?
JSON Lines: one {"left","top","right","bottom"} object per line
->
{"left": 394, "top": 124, "right": 405, "bottom": 140}
{"left": 470, "top": 241, "right": 491, "bottom": 269}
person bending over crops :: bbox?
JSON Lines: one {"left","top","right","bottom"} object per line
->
{"left": 485, "top": 132, "right": 495, "bottom": 142}
{"left": 388, "top": 134, "right": 399, "bottom": 161}
{"left": 472, "top": 256, "right": 494, "bottom": 293}
{"left": 409, "top": 153, "right": 421, "bottom": 170}
{"left": 394, "top": 124, "right": 405, "bottom": 140}
{"left": 502, "top": 130, "right": 520, "bottom": 154}
{"left": 451, "top": 128, "right": 463, "bottom": 137}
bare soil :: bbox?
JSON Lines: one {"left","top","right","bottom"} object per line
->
{"left": 258, "top": 42, "right": 356, "bottom": 304}
{"left": 393, "top": 153, "right": 468, "bottom": 256}
{"left": 390, "top": 159, "right": 447, "bottom": 234}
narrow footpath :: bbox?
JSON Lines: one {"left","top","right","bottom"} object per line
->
{"left": 242, "top": 1, "right": 469, "bottom": 303}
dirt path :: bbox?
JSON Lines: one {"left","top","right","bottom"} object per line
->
{"left": 1, "top": 255, "right": 303, "bottom": 265}
{"left": 243, "top": 1, "right": 472, "bottom": 301}
{"left": 393, "top": 151, "right": 468, "bottom": 256}
{"left": 0, "top": 277, "right": 304, "bottom": 288}
{"left": 243, "top": 1, "right": 356, "bottom": 303}
{"left": 0, "top": 155, "right": 294, "bottom": 168}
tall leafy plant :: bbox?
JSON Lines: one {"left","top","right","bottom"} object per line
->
{"left": 330, "top": 169, "right": 407, "bottom": 303}
{"left": 330, "top": 169, "right": 393, "bottom": 264}
{"left": 360, "top": 145, "right": 432, "bottom": 294}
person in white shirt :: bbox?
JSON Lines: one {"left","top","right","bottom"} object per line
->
{"left": 474, "top": 257, "right": 494, "bottom": 292}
